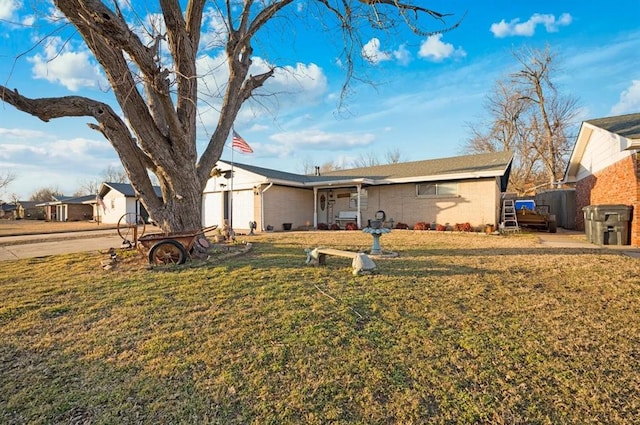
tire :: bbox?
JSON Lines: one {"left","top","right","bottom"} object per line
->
{"left": 148, "top": 240, "right": 188, "bottom": 265}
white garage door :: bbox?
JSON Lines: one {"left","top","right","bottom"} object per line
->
{"left": 231, "top": 190, "right": 254, "bottom": 229}
{"left": 202, "top": 192, "right": 223, "bottom": 228}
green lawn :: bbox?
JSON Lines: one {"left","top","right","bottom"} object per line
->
{"left": 1, "top": 231, "right": 639, "bottom": 424}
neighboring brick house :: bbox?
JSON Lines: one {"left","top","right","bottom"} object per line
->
{"left": 564, "top": 112, "right": 640, "bottom": 246}
{"left": 38, "top": 195, "right": 95, "bottom": 221}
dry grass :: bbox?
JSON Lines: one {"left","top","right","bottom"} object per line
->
{"left": 1, "top": 230, "right": 639, "bottom": 424}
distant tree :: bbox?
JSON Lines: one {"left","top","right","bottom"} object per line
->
{"left": 0, "top": 171, "right": 16, "bottom": 193}
{"left": 511, "top": 46, "right": 578, "bottom": 188}
{"left": 385, "top": 147, "right": 403, "bottom": 164}
{"left": 352, "top": 152, "right": 380, "bottom": 168}
{"left": 1, "top": 1, "right": 460, "bottom": 232}
{"left": 463, "top": 46, "right": 579, "bottom": 194}
{"left": 29, "top": 187, "right": 63, "bottom": 202}
{"left": 319, "top": 161, "right": 343, "bottom": 174}
{"left": 76, "top": 179, "right": 100, "bottom": 196}
{"left": 102, "top": 165, "right": 129, "bottom": 183}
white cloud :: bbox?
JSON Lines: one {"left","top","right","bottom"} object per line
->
{"left": 200, "top": 7, "right": 228, "bottom": 51}
{"left": 362, "top": 38, "right": 413, "bottom": 66}
{"left": 196, "top": 52, "right": 329, "bottom": 129}
{"left": 0, "top": 135, "right": 111, "bottom": 164}
{"left": 611, "top": 80, "right": 640, "bottom": 115}
{"left": 0, "top": 0, "right": 20, "bottom": 21}
{"left": 393, "top": 44, "right": 411, "bottom": 66}
{"left": 0, "top": 127, "right": 49, "bottom": 139}
{"left": 490, "top": 13, "right": 572, "bottom": 38}
{"left": 0, "top": 143, "right": 47, "bottom": 161}
{"left": 270, "top": 129, "right": 374, "bottom": 152}
{"left": 28, "top": 36, "right": 107, "bottom": 91}
{"left": 362, "top": 38, "right": 391, "bottom": 64}
{"left": 418, "top": 34, "right": 466, "bottom": 62}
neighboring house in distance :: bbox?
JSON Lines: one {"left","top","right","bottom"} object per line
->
{"left": 16, "top": 201, "right": 44, "bottom": 220}
{"left": 0, "top": 202, "right": 17, "bottom": 219}
{"left": 564, "top": 112, "right": 640, "bottom": 246}
{"left": 97, "top": 182, "right": 162, "bottom": 224}
{"left": 202, "top": 151, "right": 513, "bottom": 232}
{"left": 37, "top": 195, "right": 94, "bottom": 222}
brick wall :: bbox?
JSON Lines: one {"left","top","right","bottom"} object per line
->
{"left": 575, "top": 155, "right": 639, "bottom": 246}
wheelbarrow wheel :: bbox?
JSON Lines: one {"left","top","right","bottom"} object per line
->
{"left": 117, "top": 213, "right": 146, "bottom": 244}
{"left": 148, "top": 240, "right": 188, "bottom": 265}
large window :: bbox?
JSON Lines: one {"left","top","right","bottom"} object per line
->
{"left": 416, "top": 182, "right": 458, "bottom": 197}
{"left": 350, "top": 189, "right": 368, "bottom": 209}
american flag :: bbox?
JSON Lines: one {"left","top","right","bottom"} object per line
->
{"left": 96, "top": 195, "right": 107, "bottom": 213}
{"left": 232, "top": 130, "right": 254, "bottom": 153}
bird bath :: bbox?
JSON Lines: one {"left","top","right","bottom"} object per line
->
{"left": 362, "top": 226, "right": 391, "bottom": 255}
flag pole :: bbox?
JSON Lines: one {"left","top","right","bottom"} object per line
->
{"left": 229, "top": 130, "right": 235, "bottom": 230}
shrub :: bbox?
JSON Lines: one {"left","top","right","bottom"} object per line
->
{"left": 436, "top": 224, "right": 447, "bottom": 231}
{"left": 329, "top": 223, "right": 340, "bottom": 230}
{"left": 395, "top": 222, "right": 409, "bottom": 229}
{"left": 345, "top": 222, "right": 359, "bottom": 231}
{"left": 413, "top": 222, "right": 428, "bottom": 231}
{"left": 454, "top": 222, "right": 473, "bottom": 232}
{"left": 317, "top": 223, "right": 328, "bottom": 230}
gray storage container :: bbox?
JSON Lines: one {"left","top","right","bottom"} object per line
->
{"left": 582, "top": 206, "right": 594, "bottom": 243}
{"left": 589, "top": 204, "right": 633, "bottom": 245}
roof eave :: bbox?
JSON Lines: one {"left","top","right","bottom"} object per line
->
{"left": 624, "top": 138, "right": 640, "bottom": 151}
{"left": 384, "top": 170, "right": 508, "bottom": 184}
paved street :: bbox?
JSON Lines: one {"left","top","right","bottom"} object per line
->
{"left": 0, "top": 230, "right": 124, "bottom": 262}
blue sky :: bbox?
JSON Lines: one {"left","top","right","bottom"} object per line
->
{"left": 1, "top": 1, "right": 639, "bottom": 199}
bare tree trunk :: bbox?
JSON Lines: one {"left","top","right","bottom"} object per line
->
{"left": 1, "top": 0, "right": 459, "bottom": 232}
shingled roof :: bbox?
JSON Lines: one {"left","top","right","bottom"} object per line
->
{"left": 565, "top": 112, "right": 640, "bottom": 182}
{"left": 217, "top": 162, "right": 319, "bottom": 184}
{"left": 586, "top": 112, "right": 640, "bottom": 140}
{"left": 321, "top": 151, "right": 513, "bottom": 180}
{"left": 222, "top": 151, "right": 513, "bottom": 191}
{"left": 99, "top": 182, "right": 163, "bottom": 198}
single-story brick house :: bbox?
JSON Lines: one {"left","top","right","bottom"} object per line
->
{"left": 38, "top": 195, "right": 95, "bottom": 222}
{"left": 202, "top": 151, "right": 513, "bottom": 232}
{"left": 563, "top": 112, "right": 640, "bottom": 246}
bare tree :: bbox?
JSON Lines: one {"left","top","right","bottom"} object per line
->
{"left": 102, "top": 165, "right": 129, "bottom": 183}
{"left": 463, "top": 46, "right": 578, "bottom": 194}
{"left": 1, "top": 1, "right": 460, "bottom": 232}
{"left": 319, "top": 160, "right": 343, "bottom": 174}
{"left": 0, "top": 171, "right": 16, "bottom": 193}
{"left": 76, "top": 179, "right": 101, "bottom": 197}
{"left": 385, "top": 147, "right": 402, "bottom": 164}
{"left": 29, "top": 187, "right": 63, "bottom": 203}
{"left": 352, "top": 152, "right": 380, "bottom": 168}
{"left": 511, "top": 46, "right": 579, "bottom": 188}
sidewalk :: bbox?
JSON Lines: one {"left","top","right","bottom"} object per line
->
{"left": 536, "top": 229, "right": 640, "bottom": 258}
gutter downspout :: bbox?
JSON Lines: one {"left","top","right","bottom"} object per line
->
{"left": 260, "top": 182, "right": 274, "bottom": 231}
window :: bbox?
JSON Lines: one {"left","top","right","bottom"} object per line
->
{"left": 416, "top": 182, "right": 458, "bottom": 197}
{"left": 349, "top": 189, "right": 368, "bottom": 209}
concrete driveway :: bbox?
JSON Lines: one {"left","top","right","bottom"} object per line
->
{"left": 535, "top": 229, "right": 640, "bottom": 258}
{"left": 0, "top": 229, "right": 125, "bottom": 262}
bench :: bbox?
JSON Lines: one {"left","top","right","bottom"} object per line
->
{"left": 335, "top": 211, "right": 358, "bottom": 228}
{"left": 305, "top": 247, "right": 376, "bottom": 275}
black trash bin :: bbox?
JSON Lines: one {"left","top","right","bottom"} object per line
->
{"left": 590, "top": 204, "right": 633, "bottom": 245}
